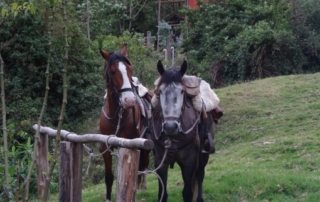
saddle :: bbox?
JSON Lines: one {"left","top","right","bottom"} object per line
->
{"left": 132, "top": 77, "right": 152, "bottom": 119}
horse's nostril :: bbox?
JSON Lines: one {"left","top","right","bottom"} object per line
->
{"left": 163, "top": 121, "right": 179, "bottom": 135}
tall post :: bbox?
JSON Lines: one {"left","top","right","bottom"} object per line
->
{"left": 116, "top": 148, "right": 140, "bottom": 202}
{"left": 70, "top": 142, "right": 83, "bottom": 202}
{"left": 59, "top": 141, "right": 83, "bottom": 202}
{"left": 163, "top": 49, "right": 168, "bottom": 64}
{"left": 36, "top": 134, "right": 49, "bottom": 199}
{"left": 157, "top": 0, "right": 161, "bottom": 51}
{"left": 146, "top": 31, "right": 152, "bottom": 48}
{"left": 171, "top": 46, "right": 175, "bottom": 66}
{"left": 59, "top": 141, "right": 71, "bottom": 202}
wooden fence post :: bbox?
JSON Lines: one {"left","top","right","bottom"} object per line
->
{"left": 59, "top": 141, "right": 71, "bottom": 202}
{"left": 116, "top": 148, "right": 140, "bottom": 202}
{"left": 59, "top": 141, "right": 83, "bottom": 202}
{"left": 33, "top": 125, "right": 153, "bottom": 202}
{"left": 36, "top": 133, "right": 48, "bottom": 199}
{"left": 70, "top": 142, "right": 83, "bottom": 202}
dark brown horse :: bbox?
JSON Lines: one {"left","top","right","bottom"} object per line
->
{"left": 151, "top": 60, "right": 216, "bottom": 202}
{"left": 99, "top": 45, "right": 150, "bottom": 201}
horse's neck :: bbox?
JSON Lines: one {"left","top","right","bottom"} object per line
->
{"left": 105, "top": 88, "right": 120, "bottom": 117}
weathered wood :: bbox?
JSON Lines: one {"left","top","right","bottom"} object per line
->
{"left": 146, "top": 31, "right": 152, "bottom": 48}
{"left": 70, "top": 142, "right": 83, "bottom": 202}
{"left": 36, "top": 133, "right": 49, "bottom": 198}
{"left": 59, "top": 141, "right": 71, "bottom": 202}
{"left": 32, "top": 124, "right": 154, "bottom": 150}
{"left": 116, "top": 148, "right": 140, "bottom": 202}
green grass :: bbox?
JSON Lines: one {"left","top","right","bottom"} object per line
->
{"left": 54, "top": 73, "right": 320, "bottom": 201}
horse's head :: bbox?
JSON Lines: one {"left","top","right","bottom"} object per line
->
{"left": 155, "top": 60, "right": 187, "bottom": 136}
{"left": 100, "top": 44, "right": 136, "bottom": 109}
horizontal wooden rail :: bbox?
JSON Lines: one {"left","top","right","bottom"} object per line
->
{"left": 32, "top": 124, "right": 154, "bottom": 150}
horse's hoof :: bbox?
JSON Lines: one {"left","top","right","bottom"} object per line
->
{"left": 105, "top": 200, "right": 111, "bottom": 202}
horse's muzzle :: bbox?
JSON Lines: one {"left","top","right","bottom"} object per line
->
{"left": 120, "top": 90, "right": 136, "bottom": 108}
{"left": 162, "top": 120, "right": 180, "bottom": 135}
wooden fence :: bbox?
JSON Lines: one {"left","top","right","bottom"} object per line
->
{"left": 32, "top": 124, "right": 154, "bottom": 202}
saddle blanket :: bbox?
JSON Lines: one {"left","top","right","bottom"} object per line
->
{"left": 182, "top": 75, "right": 220, "bottom": 112}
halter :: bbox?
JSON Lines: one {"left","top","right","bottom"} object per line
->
{"left": 103, "top": 52, "right": 134, "bottom": 97}
{"left": 153, "top": 87, "right": 201, "bottom": 142}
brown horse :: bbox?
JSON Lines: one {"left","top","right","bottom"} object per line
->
{"left": 99, "top": 45, "right": 150, "bottom": 201}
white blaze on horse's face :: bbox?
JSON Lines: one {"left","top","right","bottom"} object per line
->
{"left": 159, "top": 82, "right": 184, "bottom": 135}
{"left": 118, "top": 61, "right": 136, "bottom": 108}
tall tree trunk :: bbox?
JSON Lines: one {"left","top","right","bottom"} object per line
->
{"left": 56, "top": 0, "right": 69, "bottom": 142}
{"left": 128, "top": 0, "right": 133, "bottom": 31}
{"left": 41, "top": 1, "right": 70, "bottom": 200}
{"left": 86, "top": 0, "right": 91, "bottom": 40}
{"left": 0, "top": 50, "right": 10, "bottom": 200}
{"left": 23, "top": 4, "right": 54, "bottom": 201}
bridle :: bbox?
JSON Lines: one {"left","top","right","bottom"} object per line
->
{"left": 104, "top": 53, "right": 133, "bottom": 94}
{"left": 101, "top": 53, "right": 143, "bottom": 136}
{"left": 155, "top": 83, "right": 201, "bottom": 138}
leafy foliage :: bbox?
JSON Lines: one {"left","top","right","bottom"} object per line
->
{"left": 76, "top": 0, "right": 157, "bottom": 38}
{"left": 0, "top": 1, "right": 160, "bottom": 197}
{"left": 182, "top": 0, "right": 320, "bottom": 86}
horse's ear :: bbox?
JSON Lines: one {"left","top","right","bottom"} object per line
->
{"left": 120, "top": 43, "right": 129, "bottom": 57}
{"left": 100, "top": 49, "right": 110, "bottom": 61}
{"left": 180, "top": 60, "right": 187, "bottom": 76}
{"left": 157, "top": 60, "right": 165, "bottom": 75}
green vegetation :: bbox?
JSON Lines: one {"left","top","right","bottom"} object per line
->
{"left": 1, "top": 0, "right": 320, "bottom": 200}
{"left": 182, "top": 0, "right": 320, "bottom": 86}
{"left": 77, "top": 73, "right": 320, "bottom": 201}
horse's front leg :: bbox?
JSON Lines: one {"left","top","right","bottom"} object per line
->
{"left": 100, "top": 144, "right": 113, "bottom": 201}
{"left": 179, "top": 150, "right": 199, "bottom": 202}
{"left": 196, "top": 153, "right": 209, "bottom": 202}
{"left": 180, "top": 164, "right": 197, "bottom": 202}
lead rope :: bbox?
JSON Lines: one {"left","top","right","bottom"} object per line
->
{"left": 83, "top": 107, "right": 124, "bottom": 175}
{"left": 138, "top": 148, "right": 168, "bottom": 202}
{"left": 180, "top": 112, "right": 201, "bottom": 135}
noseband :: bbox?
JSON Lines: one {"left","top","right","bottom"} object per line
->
{"left": 158, "top": 90, "right": 201, "bottom": 136}
{"left": 118, "top": 88, "right": 133, "bottom": 93}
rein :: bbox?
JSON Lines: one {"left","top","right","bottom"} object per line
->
{"left": 102, "top": 85, "right": 147, "bottom": 137}
{"left": 180, "top": 111, "right": 201, "bottom": 135}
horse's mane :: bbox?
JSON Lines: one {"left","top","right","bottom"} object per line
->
{"left": 108, "top": 53, "right": 131, "bottom": 66}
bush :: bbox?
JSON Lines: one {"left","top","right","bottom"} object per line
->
{"left": 95, "top": 32, "right": 160, "bottom": 87}
{"left": 182, "top": 0, "right": 320, "bottom": 87}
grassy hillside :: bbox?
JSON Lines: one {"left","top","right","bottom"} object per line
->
{"left": 75, "top": 73, "right": 320, "bottom": 201}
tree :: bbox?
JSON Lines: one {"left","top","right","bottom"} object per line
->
{"left": 182, "top": 0, "right": 319, "bottom": 86}
{"left": 1, "top": 1, "right": 36, "bottom": 200}
{"left": 76, "top": 0, "right": 156, "bottom": 38}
